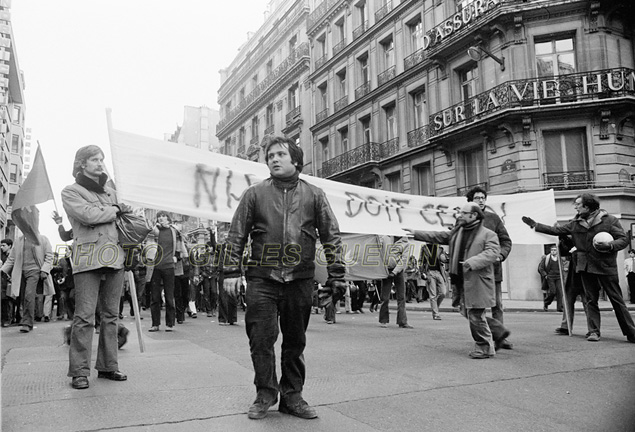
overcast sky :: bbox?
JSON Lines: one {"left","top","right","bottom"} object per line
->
{"left": 11, "top": 0, "right": 267, "bottom": 244}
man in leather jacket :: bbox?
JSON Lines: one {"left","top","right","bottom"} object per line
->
{"left": 223, "top": 136, "right": 346, "bottom": 420}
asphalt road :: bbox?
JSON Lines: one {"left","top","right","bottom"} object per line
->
{"left": 2, "top": 304, "right": 635, "bottom": 432}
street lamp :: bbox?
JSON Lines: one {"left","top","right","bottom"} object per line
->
{"left": 467, "top": 45, "right": 505, "bottom": 71}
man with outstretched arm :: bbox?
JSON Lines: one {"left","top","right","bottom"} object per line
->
{"left": 522, "top": 193, "right": 635, "bottom": 343}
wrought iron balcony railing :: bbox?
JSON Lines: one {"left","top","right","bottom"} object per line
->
{"left": 375, "top": 1, "right": 393, "bottom": 22}
{"left": 355, "top": 82, "right": 370, "bottom": 100}
{"left": 353, "top": 21, "right": 368, "bottom": 39}
{"left": 316, "top": 108, "right": 329, "bottom": 123}
{"left": 333, "top": 39, "right": 346, "bottom": 56}
{"left": 319, "top": 142, "right": 381, "bottom": 178}
{"left": 379, "top": 137, "right": 399, "bottom": 159}
{"left": 237, "top": 144, "right": 245, "bottom": 155}
{"left": 407, "top": 125, "right": 430, "bottom": 148}
{"left": 264, "top": 124, "right": 274, "bottom": 136}
{"left": 217, "top": 42, "right": 309, "bottom": 133}
{"left": 315, "top": 53, "right": 328, "bottom": 70}
{"left": 404, "top": 48, "right": 425, "bottom": 70}
{"left": 286, "top": 106, "right": 301, "bottom": 124}
{"left": 334, "top": 95, "right": 348, "bottom": 112}
{"left": 250, "top": 136, "right": 259, "bottom": 145}
{"left": 429, "top": 67, "right": 635, "bottom": 137}
{"left": 378, "top": 65, "right": 396, "bottom": 87}
{"left": 543, "top": 170, "right": 594, "bottom": 190}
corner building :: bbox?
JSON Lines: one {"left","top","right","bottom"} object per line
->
{"left": 308, "top": 0, "right": 635, "bottom": 300}
{"left": 218, "top": 0, "right": 635, "bottom": 300}
{"left": 216, "top": 0, "right": 312, "bottom": 169}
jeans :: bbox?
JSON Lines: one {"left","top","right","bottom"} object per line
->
{"left": 245, "top": 277, "right": 313, "bottom": 404}
{"left": 150, "top": 267, "right": 175, "bottom": 327}
{"left": 174, "top": 275, "right": 189, "bottom": 321}
{"left": 580, "top": 272, "right": 635, "bottom": 338}
{"left": 19, "top": 269, "right": 41, "bottom": 329}
{"left": 426, "top": 270, "right": 447, "bottom": 317}
{"left": 467, "top": 308, "right": 495, "bottom": 355}
{"left": 201, "top": 276, "right": 218, "bottom": 313}
{"left": 379, "top": 272, "right": 408, "bottom": 326}
{"left": 68, "top": 269, "right": 124, "bottom": 377}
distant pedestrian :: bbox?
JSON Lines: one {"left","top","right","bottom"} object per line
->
{"left": 624, "top": 249, "right": 635, "bottom": 304}
{"left": 538, "top": 245, "right": 564, "bottom": 312}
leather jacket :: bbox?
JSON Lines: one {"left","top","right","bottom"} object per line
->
{"left": 224, "top": 176, "right": 345, "bottom": 283}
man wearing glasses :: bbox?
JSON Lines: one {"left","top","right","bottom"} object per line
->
{"left": 523, "top": 193, "right": 635, "bottom": 343}
{"left": 405, "top": 203, "right": 509, "bottom": 359}
{"left": 466, "top": 186, "right": 513, "bottom": 350}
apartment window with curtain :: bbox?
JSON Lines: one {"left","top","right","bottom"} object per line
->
{"left": 414, "top": 162, "right": 433, "bottom": 196}
{"left": 460, "top": 146, "right": 486, "bottom": 189}
{"left": 382, "top": 37, "right": 394, "bottom": 70}
{"left": 239, "top": 127, "right": 246, "bottom": 148}
{"left": 318, "top": 82, "right": 328, "bottom": 111}
{"left": 384, "top": 105, "right": 397, "bottom": 140}
{"left": 355, "top": 1, "right": 367, "bottom": 31}
{"left": 339, "top": 128, "right": 349, "bottom": 154}
{"left": 535, "top": 36, "right": 575, "bottom": 78}
{"left": 543, "top": 128, "right": 588, "bottom": 175}
{"left": 239, "top": 87, "right": 246, "bottom": 103}
{"left": 266, "top": 104, "right": 274, "bottom": 129}
{"left": 320, "top": 137, "right": 330, "bottom": 165}
{"left": 251, "top": 116, "right": 259, "bottom": 142}
{"left": 337, "top": 69, "right": 347, "bottom": 98}
{"left": 412, "top": 88, "right": 426, "bottom": 129}
{"left": 288, "top": 84, "right": 299, "bottom": 110}
{"left": 360, "top": 117, "right": 372, "bottom": 144}
{"left": 359, "top": 55, "right": 369, "bottom": 84}
{"left": 409, "top": 18, "right": 424, "bottom": 52}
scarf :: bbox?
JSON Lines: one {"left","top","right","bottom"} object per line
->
{"left": 449, "top": 219, "right": 481, "bottom": 278}
{"left": 271, "top": 171, "right": 300, "bottom": 190}
{"left": 75, "top": 172, "right": 109, "bottom": 193}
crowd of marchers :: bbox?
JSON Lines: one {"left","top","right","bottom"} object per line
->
{"left": 1, "top": 139, "right": 634, "bottom": 422}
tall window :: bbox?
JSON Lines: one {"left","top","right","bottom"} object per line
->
{"left": 412, "top": 89, "right": 426, "bottom": 129}
{"left": 543, "top": 128, "right": 588, "bottom": 174}
{"left": 320, "top": 137, "right": 329, "bottom": 165}
{"left": 337, "top": 69, "right": 347, "bottom": 99}
{"left": 361, "top": 117, "right": 372, "bottom": 144}
{"left": 461, "top": 147, "right": 485, "bottom": 188}
{"left": 251, "top": 116, "right": 259, "bottom": 141}
{"left": 536, "top": 36, "right": 575, "bottom": 77}
{"left": 356, "top": 1, "right": 367, "bottom": 28}
{"left": 340, "top": 128, "right": 349, "bottom": 154}
{"left": 266, "top": 59, "right": 273, "bottom": 75}
{"left": 225, "top": 101, "right": 232, "bottom": 117}
{"left": 335, "top": 19, "right": 346, "bottom": 44}
{"left": 385, "top": 105, "right": 397, "bottom": 140}
{"left": 252, "top": 74, "right": 258, "bottom": 90}
{"left": 318, "top": 83, "right": 328, "bottom": 111}
{"left": 238, "top": 127, "right": 246, "bottom": 148}
{"left": 414, "top": 162, "right": 433, "bottom": 196}
{"left": 224, "top": 138, "right": 231, "bottom": 155}
{"left": 460, "top": 65, "right": 479, "bottom": 102}
{"left": 317, "top": 34, "right": 327, "bottom": 57}
{"left": 9, "top": 163, "right": 17, "bottom": 182}
{"left": 288, "top": 84, "right": 299, "bottom": 110}
{"left": 239, "top": 87, "right": 246, "bottom": 103}
{"left": 386, "top": 172, "right": 401, "bottom": 193}
{"left": 266, "top": 104, "right": 274, "bottom": 129}
{"left": 381, "top": 38, "right": 394, "bottom": 70}
{"left": 409, "top": 18, "right": 424, "bottom": 52}
{"left": 359, "top": 55, "right": 369, "bottom": 84}
{"left": 11, "top": 134, "right": 19, "bottom": 153}
{"left": 289, "top": 35, "right": 297, "bottom": 54}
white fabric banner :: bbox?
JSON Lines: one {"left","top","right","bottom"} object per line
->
{"left": 109, "top": 127, "right": 557, "bottom": 244}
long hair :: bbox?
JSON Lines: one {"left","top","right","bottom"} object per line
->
{"left": 72, "top": 145, "right": 105, "bottom": 178}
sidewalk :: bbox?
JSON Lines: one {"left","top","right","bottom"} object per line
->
{"left": 396, "top": 298, "right": 635, "bottom": 313}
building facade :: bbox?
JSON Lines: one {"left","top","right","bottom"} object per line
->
{"left": 218, "top": 0, "right": 635, "bottom": 300}
{"left": 165, "top": 105, "right": 220, "bottom": 153}
{"left": 216, "top": 0, "right": 312, "bottom": 169}
{"left": 0, "top": 0, "right": 25, "bottom": 241}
